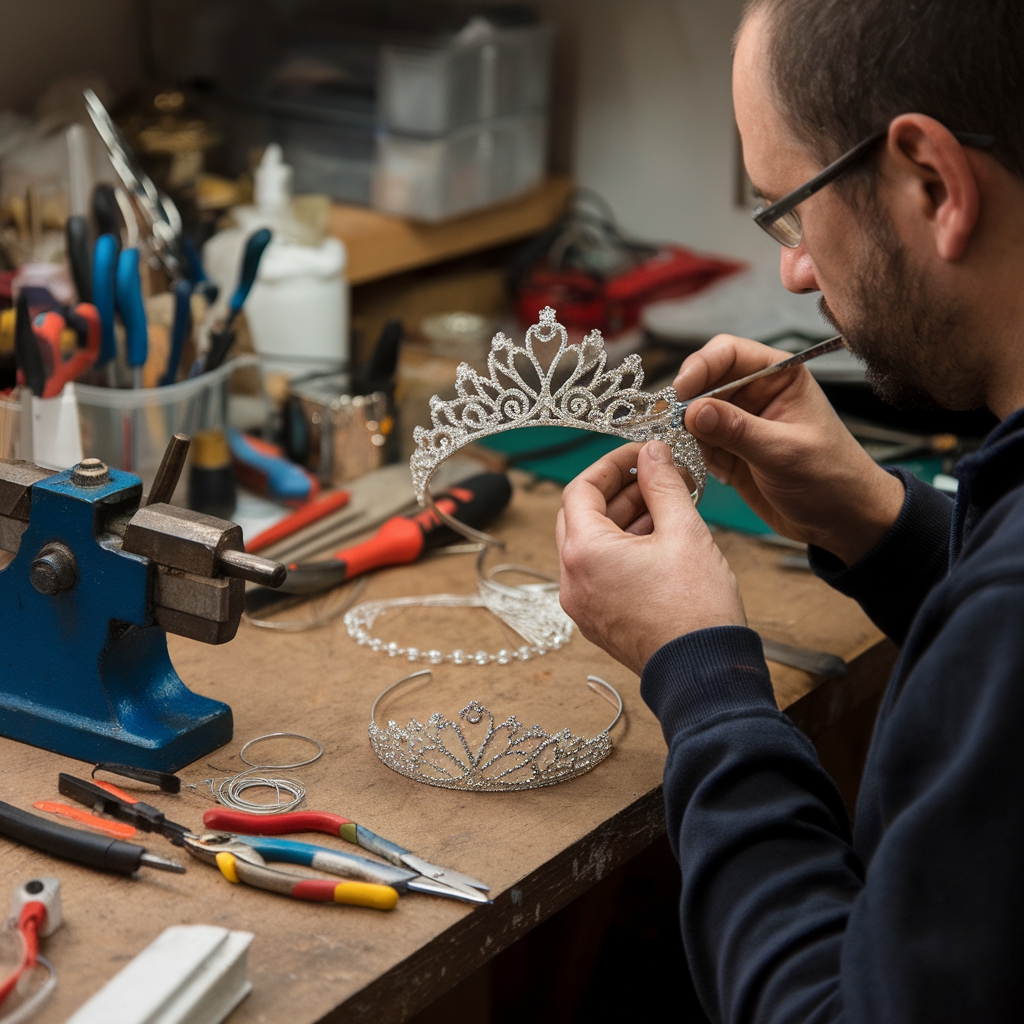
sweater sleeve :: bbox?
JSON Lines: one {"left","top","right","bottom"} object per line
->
{"left": 642, "top": 587, "right": 1024, "bottom": 1023}
{"left": 808, "top": 469, "right": 952, "bottom": 646}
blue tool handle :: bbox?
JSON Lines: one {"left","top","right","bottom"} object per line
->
{"left": 227, "top": 429, "right": 312, "bottom": 502}
{"left": 115, "top": 248, "right": 148, "bottom": 368}
{"left": 353, "top": 824, "right": 410, "bottom": 868}
{"left": 227, "top": 228, "right": 272, "bottom": 326}
{"left": 235, "top": 836, "right": 414, "bottom": 888}
{"left": 93, "top": 234, "right": 118, "bottom": 366}
{"left": 161, "top": 279, "right": 193, "bottom": 386}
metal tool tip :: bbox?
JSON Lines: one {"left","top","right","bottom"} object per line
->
{"left": 140, "top": 852, "right": 187, "bottom": 874}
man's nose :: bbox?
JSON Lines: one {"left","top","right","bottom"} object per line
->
{"left": 780, "top": 244, "right": 820, "bottom": 294}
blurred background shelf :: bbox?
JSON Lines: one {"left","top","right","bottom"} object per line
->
{"left": 330, "top": 174, "right": 573, "bottom": 284}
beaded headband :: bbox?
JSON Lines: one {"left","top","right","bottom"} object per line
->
{"left": 410, "top": 307, "right": 706, "bottom": 544}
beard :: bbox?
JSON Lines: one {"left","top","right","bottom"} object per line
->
{"left": 817, "top": 216, "right": 986, "bottom": 411}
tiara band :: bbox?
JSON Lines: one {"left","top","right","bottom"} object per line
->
{"left": 410, "top": 307, "right": 706, "bottom": 545}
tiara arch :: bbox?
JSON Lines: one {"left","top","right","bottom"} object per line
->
{"left": 368, "top": 669, "right": 623, "bottom": 791}
{"left": 409, "top": 307, "right": 707, "bottom": 546}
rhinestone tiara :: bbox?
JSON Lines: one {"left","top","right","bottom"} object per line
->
{"left": 410, "top": 307, "right": 706, "bottom": 543}
{"left": 369, "top": 670, "right": 623, "bottom": 791}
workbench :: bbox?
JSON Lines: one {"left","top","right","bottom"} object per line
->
{"left": 0, "top": 478, "right": 893, "bottom": 1024}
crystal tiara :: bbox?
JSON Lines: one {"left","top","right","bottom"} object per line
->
{"left": 368, "top": 670, "right": 623, "bottom": 791}
{"left": 410, "top": 307, "right": 706, "bottom": 544}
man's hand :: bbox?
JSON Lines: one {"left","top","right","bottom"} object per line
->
{"left": 557, "top": 441, "right": 745, "bottom": 676}
{"left": 676, "top": 334, "right": 905, "bottom": 566}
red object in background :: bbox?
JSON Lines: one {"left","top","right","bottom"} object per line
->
{"left": 516, "top": 246, "right": 745, "bottom": 335}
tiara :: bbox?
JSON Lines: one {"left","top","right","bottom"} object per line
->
{"left": 410, "top": 307, "right": 706, "bottom": 543}
{"left": 368, "top": 670, "right": 623, "bottom": 791}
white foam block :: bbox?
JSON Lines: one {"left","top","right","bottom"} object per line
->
{"left": 67, "top": 925, "right": 254, "bottom": 1024}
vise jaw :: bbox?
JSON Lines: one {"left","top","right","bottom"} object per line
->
{"left": 0, "top": 448, "right": 284, "bottom": 772}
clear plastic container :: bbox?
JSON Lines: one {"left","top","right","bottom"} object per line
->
{"left": 75, "top": 357, "right": 261, "bottom": 494}
{"left": 372, "top": 111, "right": 547, "bottom": 221}
{"left": 379, "top": 24, "right": 553, "bottom": 135}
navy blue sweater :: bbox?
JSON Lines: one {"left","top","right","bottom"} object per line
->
{"left": 641, "top": 410, "right": 1024, "bottom": 1023}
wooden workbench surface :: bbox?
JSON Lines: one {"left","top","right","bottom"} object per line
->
{"left": 0, "top": 480, "right": 886, "bottom": 1024}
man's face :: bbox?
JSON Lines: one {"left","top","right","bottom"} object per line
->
{"left": 733, "top": 10, "right": 984, "bottom": 410}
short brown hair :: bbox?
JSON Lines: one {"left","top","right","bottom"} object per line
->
{"left": 745, "top": 0, "right": 1024, "bottom": 181}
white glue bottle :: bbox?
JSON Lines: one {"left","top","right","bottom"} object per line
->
{"left": 203, "top": 145, "right": 348, "bottom": 377}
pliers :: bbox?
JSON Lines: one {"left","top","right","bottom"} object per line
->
{"left": 203, "top": 809, "right": 491, "bottom": 903}
{"left": 183, "top": 832, "right": 399, "bottom": 909}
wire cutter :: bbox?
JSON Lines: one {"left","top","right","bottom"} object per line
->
{"left": 182, "top": 832, "right": 399, "bottom": 909}
{"left": 204, "top": 809, "right": 490, "bottom": 902}
{"left": 57, "top": 774, "right": 190, "bottom": 846}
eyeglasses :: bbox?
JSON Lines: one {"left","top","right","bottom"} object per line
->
{"left": 752, "top": 128, "right": 997, "bottom": 247}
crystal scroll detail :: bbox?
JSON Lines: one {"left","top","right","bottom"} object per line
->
{"left": 410, "top": 306, "right": 707, "bottom": 505}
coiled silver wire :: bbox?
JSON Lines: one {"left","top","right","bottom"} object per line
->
{"left": 209, "top": 732, "right": 323, "bottom": 815}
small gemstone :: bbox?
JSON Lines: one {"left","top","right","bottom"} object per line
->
{"left": 518, "top": 646, "right": 531, "bottom": 661}
{"left": 370, "top": 639, "right": 383, "bottom": 651}
{"left": 497, "top": 650, "right": 510, "bottom": 664}
{"left": 452, "top": 649, "right": 465, "bottom": 664}
{"left": 406, "top": 647, "right": 419, "bottom": 661}
{"left": 475, "top": 651, "right": 489, "bottom": 665}
{"left": 428, "top": 650, "right": 442, "bottom": 665}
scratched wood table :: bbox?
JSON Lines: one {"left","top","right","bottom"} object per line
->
{"left": 0, "top": 479, "right": 893, "bottom": 1024}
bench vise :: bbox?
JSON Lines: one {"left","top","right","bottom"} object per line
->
{"left": 0, "top": 435, "right": 285, "bottom": 772}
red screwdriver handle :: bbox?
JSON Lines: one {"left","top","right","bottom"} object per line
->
{"left": 202, "top": 809, "right": 354, "bottom": 835}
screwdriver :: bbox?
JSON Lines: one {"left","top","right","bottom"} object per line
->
{"left": 0, "top": 800, "right": 184, "bottom": 875}
{"left": 245, "top": 471, "right": 512, "bottom": 615}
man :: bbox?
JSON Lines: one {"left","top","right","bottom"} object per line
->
{"left": 557, "top": 0, "right": 1023, "bottom": 1020}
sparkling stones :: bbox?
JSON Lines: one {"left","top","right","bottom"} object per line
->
{"left": 428, "top": 650, "right": 443, "bottom": 665}
{"left": 406, "top": 647, "right": 419, "bottom": 661}
{"left": 474, "top": 650, "right": 489, "bottom": 665}
{"left": 496, "top": 649, "right": 510, "bottom": 665}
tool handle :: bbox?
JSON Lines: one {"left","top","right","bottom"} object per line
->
{"left": 332, "top": 471, "right": 513, "bottom": 578}
{"left": 236, "top": 836, "right": 415, "bottom": 888}
{"left": 228, "top": 429, "right": 313, "bottom": 502}
{"left": 161, "top": 278, "right": 192, "bottom": 385}
{"left": 66, "top": 214, "right": 92, "bottom": 302}
{"left": 227, "top": 228, "right": 272, "bottom": 326}
{"left": 203, "top": 808, "right": 353, "bottom": 834}
{"left": 92, "top": 234, "right": 119, "bottom": 365}
{"left": 0, "top": 799, "right": 144, "bottom": 875}
{"left": 349, "top": 823, "right": 409, "bottom": 868}
{"left": 14, "top": 292, "right": 46, "bottom": 396}
{"left": 115, "top": 247, "right": 148, "bottom": 369}
{"left": 245, "top": 490, "right": 351, "bottom": 553}
{"left": 219, "top": 852, "right": 398, "bottom": 908}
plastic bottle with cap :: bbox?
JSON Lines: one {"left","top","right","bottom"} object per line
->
{"left": 203, "top": 145, "right": 348, "bottom": 377}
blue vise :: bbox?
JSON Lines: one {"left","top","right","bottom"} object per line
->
{"left": 0, "top": 445, "right": 284, "bottom": 772}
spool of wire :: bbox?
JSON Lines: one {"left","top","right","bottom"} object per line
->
{"left": 210, "top": 732, "right": 323, "bottom": 815}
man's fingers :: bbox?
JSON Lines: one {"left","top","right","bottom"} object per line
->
{"left": 606, "top": 480, "right": 647, "bottom": 529}
{"left": 674, "top": 334, "right": 788, "bottom": 399}
{"left": 561, "top": 443, "right": 643, "bottom": 534}
{"left": 625, "top": 511, "right": 654, "bottom": 536}
{"left": 685, "top": 397, "right": 788, "bottom": 465}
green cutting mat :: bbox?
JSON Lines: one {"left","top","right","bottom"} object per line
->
{"left": 480, "top": 426, "right": 944, "bottom": 535}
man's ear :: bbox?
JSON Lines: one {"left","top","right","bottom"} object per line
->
{"left": 886, "top": 114, "right": 981, "bottom": 262}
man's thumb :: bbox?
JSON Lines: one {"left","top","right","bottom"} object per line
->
{"left": 636, "top": 440, "right": 697, "bottom": 525}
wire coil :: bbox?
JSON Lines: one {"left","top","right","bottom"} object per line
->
{"left": 209, "top": 733, "right": 323, "bottom": 815}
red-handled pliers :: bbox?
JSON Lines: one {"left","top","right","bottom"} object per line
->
{"left": 204, "top": 809, "right": 490, "bottom": 901}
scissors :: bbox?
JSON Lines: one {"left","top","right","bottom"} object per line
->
{"left": 203, "top": 809, "right": 490, "bottom": 902}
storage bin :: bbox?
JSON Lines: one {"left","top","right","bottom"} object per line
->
{"left": 75, "top": 357, "right": 261, "bottom": 495}
{"left": 378, "top": 23, "right": 553, "bottom": 134}
{"left": 372, "top": 111, "right": 547, "bottom": 221}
